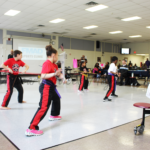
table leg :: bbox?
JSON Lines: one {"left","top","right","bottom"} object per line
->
{"left": 141, "top": 108, "right": 145, "bottom": 126}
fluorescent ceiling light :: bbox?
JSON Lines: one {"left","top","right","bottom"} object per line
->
{"left": 49, "top": 18, "right": 65, "bottom": 23}
{"left": 146, "top": 26, "right": 150, "bottom": 28}
{"left": 109, "top": 31, "right": 123, "bottom": 34}
{"left": 86, "top": 4, "right": 108, "bottom": 12}
{"left": 121, "top": 16, "right": 141, "bottom": 21}
{"left": 4, "top": 10, "right": 20, "bottom": 16}
{"left": 129, "top": 35, "right": 142, "bottom": 38}
{"left": 83, "top": 25, "right": 98, "bottom": 29}
{"left": 136, "top": 54, "right": 146, "bottom": 56}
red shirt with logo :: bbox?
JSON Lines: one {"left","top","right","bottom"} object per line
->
{"left": 41, "top": 60, "right": 58, "bottom": 85}
{"left": 4, "top": 58, "right": 25, "bottom": 75}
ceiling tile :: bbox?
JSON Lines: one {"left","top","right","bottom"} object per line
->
{"left": 33, "top": 0, "right": 54, "bottom": 8}
{"left": 44, "top": 3, "right": 62, "bottom": 10}
{"left": 23, "top": 6, "right": 40, "bottom": 13}
{"left": 1, "top": 1, "right": 18, "bottom": 9}
{"left": 56, "top": 0, "right": 75, "bottom": 4}
{"left": 21, "top": 0, "right": 41, "bottom": 6}
{"left": 0, "top": 0, "right": 6, "bottom": 5}
{"left": 8, "top": 0, "right": 24, "bottom": 3}
{"left": 12, "top": 4, "right": 29, "bottom": 11}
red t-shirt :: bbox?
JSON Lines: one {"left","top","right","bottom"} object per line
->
{"left": 4, "top": 58, "right": 25, "bottom": 75}
{"left": 41, "top": 60, "right": 58, "bottom": 85}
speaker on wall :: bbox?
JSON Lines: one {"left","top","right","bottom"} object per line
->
{"left": 96, "top": 41, "right": 100, "bottom": 48}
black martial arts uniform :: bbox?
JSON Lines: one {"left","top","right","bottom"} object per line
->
{"left": 78, "top": 67, "right": 89, "bottom": 91}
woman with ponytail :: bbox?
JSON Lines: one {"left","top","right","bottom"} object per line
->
{"left": 25, "top": 45, "right": 65, "bottom": 136}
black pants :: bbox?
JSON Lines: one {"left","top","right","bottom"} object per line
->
{"left": 2, "top": 74, "right": 23, "bottom": 107}
{"left": 105, "top": 75, "right": 115, "bottom": 98}
{"left": 79, "top": 75, "right": 89, "bottom": 91}
{"left": 120, "top": 75, "right": 128, "bottom": 85}
{"left": 29, "top": 83, "right": 61, "bottom": 130}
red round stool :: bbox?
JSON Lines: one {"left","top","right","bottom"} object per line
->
{"left": 133, "top": 103, "right": 150, "bottom": 135}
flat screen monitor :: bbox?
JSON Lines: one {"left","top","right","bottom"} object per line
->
{"left": 120, "top": 48, "right": 131, "bottom": 54}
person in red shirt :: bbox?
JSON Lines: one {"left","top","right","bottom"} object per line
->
{"left": 25, "top": 45, "right": 65, "bottom": 136}
{"left": 0, "top": 50, "right": 29, "bottom": 110}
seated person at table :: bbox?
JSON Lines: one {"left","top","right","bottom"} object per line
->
{"left": 93, "top": 63, "right": 101, "bottom": 78}
{"left": 141, "top": 63, "right": 147, "bottom": 70}
{"left": 133, "top": 64, "right": 138, "bottom": 69}
{"left": 119, "top": 59, "right": 128, "bottom": 86}
{"left": 93, "top": 63, "right": 99, "bottom": 73}
{"left": 129, "top": 64, "right": 132, "bottom": 70}
{"left": 104, "top": 62, "right": 109, "bottom": 70}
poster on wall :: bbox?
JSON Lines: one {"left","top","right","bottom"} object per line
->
{"left": 19, "top": 47, "right": 46, "bottom": 60}
{"left": 14, "top": 38, "right": 49, "bottom": 61}
{"left": 97, "top": 57, "right": 101, "bottom": 62}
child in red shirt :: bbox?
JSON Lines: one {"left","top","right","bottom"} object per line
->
{"left": 0, "top": 50, "right": 29, "bottom": 110}
{"left": 25, "top": 45, "right": 65, "bottom": 136}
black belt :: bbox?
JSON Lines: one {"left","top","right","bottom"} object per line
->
{"left": 8, "top": 74, "right": 23, "bottom": 84}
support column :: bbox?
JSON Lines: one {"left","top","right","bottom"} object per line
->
{"left": 2, "top": 29, "right": 7, "bottom": 61}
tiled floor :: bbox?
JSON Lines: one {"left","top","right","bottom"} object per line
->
{"left": 48, "top": 116, "right": 150, "bottom": 150}
{"left": 1, "top": 117, "right": 150, "bottom": 150}
{"left": 0, "top": 81, "right": 149, "bottom": 150}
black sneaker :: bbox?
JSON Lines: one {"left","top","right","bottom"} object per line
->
{"left": 103, "top": 97, "right": 112, "bottom": 102}
{"left": 111, "top": 94, "right": 118, "bottom": 97}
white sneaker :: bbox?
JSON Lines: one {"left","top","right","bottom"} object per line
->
{"left": 84, "top": 89, "right": 89, "bottom": 92}
{"left": 78, "top": 90, "right": 84, "bottom": 94}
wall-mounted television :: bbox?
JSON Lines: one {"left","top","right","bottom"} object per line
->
{"left": 120, "top": 48, "right": 131, "bottom": 54}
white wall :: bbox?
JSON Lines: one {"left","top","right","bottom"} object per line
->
{"left": 122, "top": 42, "right": 150, "bottom": 55}
{"left": 57, "top": 49, "right": 97, "bottom": 69}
